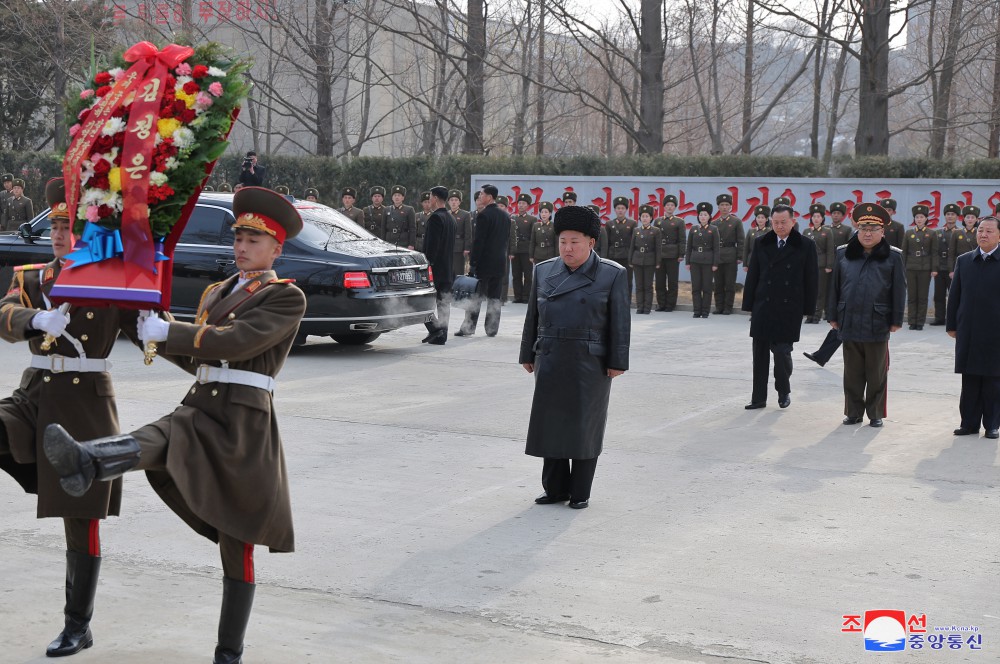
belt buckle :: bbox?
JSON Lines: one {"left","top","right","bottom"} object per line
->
{"left": 196, "top": 365, "right": 211, "bottom": 384}
{"left": 50, "top": 356, "right": 65, "bottom": 373}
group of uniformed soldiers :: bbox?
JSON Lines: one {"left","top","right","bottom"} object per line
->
{"left": 0, "top": 173, "right": 35, "bottom": 232}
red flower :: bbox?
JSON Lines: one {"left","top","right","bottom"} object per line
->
{"left": 93, "top": 135, "right": 114, "bottom": 153}
{"left": 95, "top": 85, "right": 112, "bottom": 97}
{"left": 92, "top": 159, "right": 111, "bottom": 175}
{"left": 112, "top": 105, "right": 128, "bottom": 119}
{"left": 97, "top": 204, "right": 114, "bottom": 219}
{"left": 87, "top": 175, "right": 110, "bottom": 190}
{"left": 112, "top": 151, "right": 123, "bottom": 166}
{"left": 180, "top": 108, "right": 197, "bottom": 124}
{"left": 166, "top": 75, "right": 176, "bottom": 89}
{"left": 173, "top": 99, "right": 187, "bottom": 114}
{"left": 112, "top": 133, "right": 126, "bottom": 148}
{"left": 192, "top": 65, "right": 208, "bottom": 79}
{"left": 78, "top": 108, "right": 91, "bottom": 123}
{"left": 159, "top": 103, "right": 174, "bottom": 119}
{"left": 147, "top": 184, "right": 175, "bottom": 204}
{"left": 94, "top": 71, "right": 113, "bottom": 85}
{"left": 183, "top": 81, "right": 200, "bottom": 95}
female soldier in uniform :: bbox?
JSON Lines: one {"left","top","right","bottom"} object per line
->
{"left": 529, "top": 203, "right": 557, "bottom": 264}
{"left": 743, "top": 205, "right": 770, "bottom": 272}
{"left": 686, "top": 202, "right": 720, "bottom": 318}
{"left": 949, "top": 206, "right": 980, "bottom": 278}
{"left": 629, "top": 205, "right": 662, "bottom": 314}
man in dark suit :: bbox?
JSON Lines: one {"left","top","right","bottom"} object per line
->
{"left": 742, "top": 204, "right": 818, "bottom": 409}
{"left": 947, "top": 217, "right": 1000, "bottom": 439}
{"left": 456, "top": 184, "right": 510, "bottom": 337}
{"left": 421, "top": 186, "right": 456, "bottom": 345}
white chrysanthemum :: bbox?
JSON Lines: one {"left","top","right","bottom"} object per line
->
{"left": 102, "top": 117, "right": 126, "bottom": 136}
{"left": 172, "top": 127, "right": 195, "bottom": 149}
{"left": 103, "top": 191, "right": 123, "bottom": 211}
{"left": 176, "top": 75, "right": 193, "bottom": 87}
{"left": 149, "top": 172, "right": 169, "bottom": 186}
{"left": 153, "top": 133, "right": 163, "bottom": 147}
{"left": 80, "top": 160, "right": 95, "bottom": 182}
{"left": 164, "top": 157, "right": 179, "bottom": 171}
{"left": 82, "top": 188, "right": 106, "bottom": 205}
{"left": 207, "top": 66, "right": 226, "bottom": 77}
{"left": 108, "top": 67, "right": 124, "bottom": 79}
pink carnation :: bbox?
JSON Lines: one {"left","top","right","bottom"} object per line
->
{"left": 195, "top": 92, "right": 213, "bottom": 108}
{"left": 86, "top": 206, "right": 100, "bottom": 222}
{"left": 69, "top": 124, "right": 82, "bottom": 137}
{"left": 175, "top": 62, "right": 192, "bottom": 76}
{"left": 208, "top": 82, "right": 224, "bottom": 97}
{"left": 80, "top": 89, "right": 95, "bottom": 99}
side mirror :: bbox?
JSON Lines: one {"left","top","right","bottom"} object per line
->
{"left": 18, "top": 222, "right": 34, "bottom": 241}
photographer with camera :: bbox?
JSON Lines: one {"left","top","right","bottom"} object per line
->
{"left": 237, "top": 150, "right": 266, "bottom": 188}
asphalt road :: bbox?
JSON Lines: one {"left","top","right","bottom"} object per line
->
{"left": 1, "top": 304, "right": 996, "bottom": 663}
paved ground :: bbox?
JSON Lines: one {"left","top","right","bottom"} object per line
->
{"left": 1, "top": 303, "right": 996, "bottom": 663}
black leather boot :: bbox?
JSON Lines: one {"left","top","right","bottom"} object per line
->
{"left": 214, "top": 577, "right": 256, "bottom": 664}
{"left": 43, "top": 424, "right": 141, "bottom": 498}
{"left": 46, "top": 551, "right": 100, "bottom": 657}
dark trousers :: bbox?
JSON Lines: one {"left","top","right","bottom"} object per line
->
{"left": 452, "top": 252, "right": 467, "bottom": 278}
{"left": 713, "top": 260, "right": 738, "bottom": 312}
{"left": 690, "top": 263, "right": 715, "bottom": 315}
{"left": 542, "top": 457, "right": 598, "bottom": 502}
{"left": 501, "top": 258, "right": 510, "bottom": 303}
{"left": 510, "top": 253, "right": 532, "bottom": 302}
{"left": 655, "top": 257, "right": 680, "bottom": 309}
{"left": 461, "top": 276, "right": 502, "bottom": 335}
{"left": 609, "top": 257, "right": 633, "bottom": 304}
{"left": 842, "top": 340, "right": 889, "bottom": 420}
{"left": 906, "top": 270, "right": 932, "bottom": 325}
{"left": 933, "top": 271, "right": 950, "bottom": 322}
{"left": 810, "top": 328, "right": 843, "bottom": 365}
{"left": 752, "top": 338, "right": 793, "bottom": 403}
{"left": 959, "top": 374, "right": 1000, "bottom": 432}
{"left": 425, "top": 286, "right": 451, "bottom": 337}
{"left": 814, "top": 270, "right": 830, "bottom": 319}
{"left": 633, "top": 264, "right": 655, "bottom": 312}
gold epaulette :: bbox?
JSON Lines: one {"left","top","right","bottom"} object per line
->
{"left": 269, "top": 278, "right": 296, "bottom": 284}
{"left": 13, "top": 263, "right": 47, "bottom": 273}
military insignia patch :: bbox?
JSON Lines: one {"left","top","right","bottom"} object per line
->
{"left": 44, "top": 268, "right": 55, "bottom": 283}
{"left": 245, "top": 281, "right": 262, "bottom": 293}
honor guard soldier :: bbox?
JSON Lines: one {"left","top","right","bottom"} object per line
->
{"left": 561, "top": 191, "right": 578, "bottom": 206}
{"left": 45, "top": 186, "right": 307, "bottom": 664}
{"left": 711, "top": 193, "right": 745, "bottom": 314}
{"left": 530, "top": 203, "right": 557, "bottom": 264}
{"left": 508, "top": 193, "right": 537, "bottom": 303}
{"left": 686, "top": 202, "right": 720, "bottom": 318}
{"left": 879, "top": 198, "right": 905, "bottom": 249}
{"left": 5, "top": 178, "right": 34, "bottom": 232}
{"left": 629, "top": 205, "right": 662, "bottom": 314}
{"left": 385, "top": 185, "right": 415, "bottom": 248}
{"left": 949, "top": 205, "right": 980, "bottom": 276}
{"left": 219, "top": 182, "right": 233, "bottom": 192}
{"left": 606, "top": 196, "right": 637, "bottom": 304}
{"left": 652, "top": 194, "right": 686, "bottom": 311}
{"left": 1, "top": 179, "right": 139, "bottom": 657}
{"left": 744, "top": 205, "right": 770, "bottom": 271}
{"left": 338, "top": 187, "right": 365, "bottom": 226}
{"left": 902, "top": 204, "right": 937, "bottom": 330}
{"left": 829, "top": 201, "right": 852, "bottom": 246}
{"left": 413, "top": 191, "right": 431, "bottom": 252}
{"left": 275, "top": 184, "right": 291, "bottom": 196}
{"left": 586, "top": 204, "right": 610, "bottom": 257}
{"left": 803, "top": 203, "right": 835, "bottom": 323}
{"left": 363, "top": 186, "right": 388, "bottom": 239}
{"left": 203, "top": 185, "right": 215, "bottom": 192}
{"left": 0, "top": 173, "right": 13, "bottom": 230}
{"left": 303, "top": 187, "right": 318, "bottom": 202}
{"left": 931, "top": 202, "right": 961, "bottom": 325}
{"left": 448, "top": 190, "right": 473, "bottom": 276}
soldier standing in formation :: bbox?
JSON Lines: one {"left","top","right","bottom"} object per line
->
{"left": 743, "top": 205, "right": 770, "bottom": 272}
{"left": 363, "top": 186, "right": 388, "bottom": 238}
{"left": 686, "top": 202, "right": 720, "bottom": 318}
{"left": 879, "top": 198, "right": 906, "bottom": 249}
{"left": 413, "top": 191, "right": 431, "bottom": 252}
{"left": 828, "top": 202, "right": 852, "bottom": 247}
{"left": 385, "top": 185, "right": 415, "bottom": 248}
{"left": 629, "top": 205, "right": 662, "bottom": 314}
{"left": 496, "top": 196, "right": 511, "bottom": 303}
{"left": 561, "top": 191, "right": 578, "bottom": 207}
{"left": 508, "top": 193, "right": 536, "bottom": 303}
{"left": 652, "top": 195, "right": 685, "bottom": 311}
{"left": 949, "top": 206, "right": 980, "bottom": 278}
{"left": 711, "top": 193, "right": 744, "bottom": 315}
{"left": 931, "top": 203, "right": 961, "bottom": 325}
{"left": 803, "top": 203, "right": 835, "bottom": 324}
{"left": 586, "top": 204, "right": 609, "bottom": 257}
{"left": 219, "top": 183, "right": 233, "bottom": 193}
{"left": 275, "top": 185, "right": 291, "bottom": 196}
{"left": 1, "top": 173, "right": 14, "bottom": 230}
{"left": 530, "top": 203, "right": 557, "bottom": 265}
{"left": 339, "top": 187, "right": 365, "bottom": 226}
{"left": 5, "top": 178, "right": 34, "bottom": 232}
{"left": 605, "top": 196, "right": 637, "bottom": 305}
{"left": 902, "top": 204, "right": 938, "bottom": 330}
{"left": 448, "top": 190, "right": 473, "bottom": 277}
{"left": 303, "top": 188, "right": 318, "bottom": 203}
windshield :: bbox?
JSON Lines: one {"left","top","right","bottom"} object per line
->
{"left": 295, "top": 205, "right": 374, "bottom": 247}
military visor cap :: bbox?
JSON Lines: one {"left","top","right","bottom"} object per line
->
{"left": 697, "top": 202, "right": 714, "bottom": 215}
{"left": 613, "top": 196, "right": 629, "bottom": 208}
{"left": 639, "top": 204, "right": 655, "bottom": 217}
{"left": 516, "top": 193, "right": 532, "bottom": 204}
{"left": 232, "top": 186, "right": 303, "bottom": 244}
{"left": 448, "top": 189, "right": 463, "bottom": 201}
{"left": 12, "top": 178, "right": 25, "bottom": 188}
{"left": 809, "top": 203, "right": 826, "bottom": 216}
{"left": 754, "top": 205, "right": 771, "bottom": 217}
{"left": 879, "top": 198, "right": 897, "bottom": 211}
{"left": 852, "top": 202, "right": 891, "bottom": 227}
{"left": 962, "top": 205, "right": 981, "bottom": 217}
{"left": 942, "top": 203, "right": 961, "bottom": 215}
{"left": 420, "top": 191, "right": 431, "bottom": 201}
{"left": 912, "top": 204, "right": 929, "bottom": 217}
{"left": 391, "top": 185, "right": 406, "bottom": 196}
{"left": 716, "top": 193, "right": 733, "bottom": 204}
{"left": 830, "top": 202, "right": 847, "bottom": 214}
{"left": 664, "top": 194, "right": 678, "bottom": 205}
{"left": 370, "top": 186, "right": 386, "bottom": 197}
{"left": 45, "top": 178, "right": 70, "bottom": 220}
{"left": 562, "top": 191, "right": 577, "bottom": 202}
{"left": 539, "top": 202, "right": 554, "bottom": 212}
{"left": 774, "top": 196, "right": 792, "bottom": 207}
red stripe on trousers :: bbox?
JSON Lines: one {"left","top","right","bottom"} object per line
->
{"left": 243, "top": 543, "right": 255, "bottom": 584}
{"left": 88, "top": 519, "right": 100, "bottom": 557}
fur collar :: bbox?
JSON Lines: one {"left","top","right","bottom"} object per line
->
{"left": 845, "top": 235, "right": 891, "bottom": 260}
{"left": 758, "top": 227, "right": 803, "bottom": 247}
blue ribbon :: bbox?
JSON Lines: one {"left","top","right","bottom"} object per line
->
{"left": 65, "top": 223, "right": 125, "bottom": 268}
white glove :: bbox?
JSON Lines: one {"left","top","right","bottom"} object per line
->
{"left": 32, "top": 310, "right": 71, "bottom": 337}
{"left": 139, "top": 316, "right": 170, "bottom": 343}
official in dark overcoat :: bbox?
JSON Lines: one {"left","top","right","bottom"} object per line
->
{"left": 741, "top": 204, "right": 818, "bottom": 409}
{"left": 456, "top": 184, "right": 510, "bottom": 337}
{"left": 421, "top": 186, "right": 456, "bottom": 345}
{"left": 946, "top": 217, "right": 1000, "bottom": 439}
{"left": 520, "top": 205, "right": 629, "bottom": 509}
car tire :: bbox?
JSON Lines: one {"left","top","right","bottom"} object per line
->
{"left": 331, "top": 332, "right": 381, "bottom": 345}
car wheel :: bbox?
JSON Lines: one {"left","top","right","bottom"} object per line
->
{"left": 331, "top": 332, "right": 381, "bottom": 345}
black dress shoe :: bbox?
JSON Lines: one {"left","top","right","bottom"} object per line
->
{"left": 701, "top": 313, "right": 709, "bottom": 318}
{"left": 953, "top": 427, "right": 978, "bottom": 436}
{"left": 805, "top": 317, "right": 818, "bottom": 324}
{"left": 778, "top": 394, "right": 791, "bottom": 408}
{"left": 486, "top": 332, "right": 497, "bottom": 337}
{"left": 721, "top": 310, "right": 732, "bottom": 315}
{"left": 986, "top": 429, "right": 999, "bottom": 439}
{"left": 915, "top": 325, "right": 924, "bottom": 330}
{"left": 843, "top": 416, "right": 864, "bottom": 425}
{"left": 869, "top": 418, "right": 884, "bottom": 428}
{"left": 655, "top": 306, "right": 667, "bottom": 312}
{"left": 664, "top": 307, "right": 674, "bottom": 312}
{"left": 929, "top": 319, "right": 945, "bottom": 326}
{"left": 744, "top": 402, "right": 766, "bottom": 410}
{"left": 803, "top": 352, "right": 825, "bottom": 367}
{"left": 426, "top": 334, "right": 446, "bottom": 346}
{"left": 454, "top": 330, "right": 474, "bottom": 337}
{"left": 908, "top": 324, "right": 916, "bottom": 330}
{"left": 534, "top": 493, "right": 569, "bottom": 504}
{"left": 568, "top": 499, "right": 589, "bottom": 509}
{"left": 693, "top": 313, "right": 700, "bottom": 318}
{"left": 421, "top": 333, "right": 433, "bottom": 343}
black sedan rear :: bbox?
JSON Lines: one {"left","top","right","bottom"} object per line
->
{"left": 0, "top": 193, "right": 436, "bottom": 345}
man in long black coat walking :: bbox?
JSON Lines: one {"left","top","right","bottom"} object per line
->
{"left": 457, "top": 184, "right": 510, "bottom": 337}
{"left": 421, "top": 186, "right": 456, "bottom": 345}
{"left": 947, "top": 216, "right": 1000, "bottom": 439}
{"left": 742, "top": 204, "right": 818, "bottom": 409}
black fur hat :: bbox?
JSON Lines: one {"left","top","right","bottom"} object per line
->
{"left": 554, "top": 205, "right": 601, "bottom": 240}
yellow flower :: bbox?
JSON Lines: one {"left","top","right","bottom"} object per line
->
{"left": 108, "top": 167, "right": 122, "bottom": 192}
{"left": 157, "top": 118, "right": 182, "bottom": 138}
{"left": 175, "top": 90, "right": 197, "bottom": 109}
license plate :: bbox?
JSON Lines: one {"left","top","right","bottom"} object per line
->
{"left": 390, "top": 269, "right": 416, "bottom": 284}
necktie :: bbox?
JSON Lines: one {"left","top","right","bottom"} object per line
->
{"left": 778, "top": 239, "right": 785, "bottom": 249}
